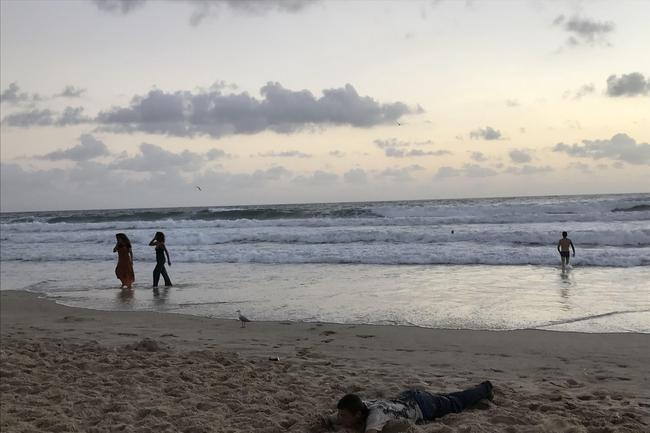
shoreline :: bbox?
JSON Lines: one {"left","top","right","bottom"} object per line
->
{"left": 2, "top": 290, "right": 649, "bottom": 432}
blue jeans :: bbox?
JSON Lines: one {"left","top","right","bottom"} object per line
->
{"left": 399, "top": 382, "right": 492, "bottom": 421}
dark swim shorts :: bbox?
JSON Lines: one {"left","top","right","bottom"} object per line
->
{"left": 560, "top": 251, "right": 570, "bottom": 258}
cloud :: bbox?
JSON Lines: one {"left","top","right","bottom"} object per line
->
{"left": 509, "top": 149, "right": 532, "bottom": 163}
{"left": 1, "top": 109, "right": 54, "bottom": 127}
{"left": 470, "top": 126, "right": 502, "bottom": 140}
{"left": 377, "top": 165, "right": 424, "bottom": 181}
{"left": 2, "top": 106, "right": 91, "bottom": 127}
{"left": 565, "top": 83, "right": 595, "bottom": 99}
{"left": 505, "top": 165, "right": 553, "bottom": 176}
{"left": 373, "top": 138, "right": 445, "bottom": 157}
{"left": 0, "top": 82, "right": 41, "bottom": 106}
{"left": 373, "top": 138, "right": 433, "bottom": 149}
{"left": 505, "top": 99, "right": 520, "bottom": 107}
{"left": 435, "top": 164, "right": 497, "bottom": 179}
{"left": 553, "top": 133, "right": 650, "bottom": 165}
{"left": 553, "top": 15, "right": 614, "bottom": 47}
{"left": 96, "top": 83, "right": 415, "bottom": 138}
{"left": 343, "top": 168, "right": 367, "bottom": 184}
{"left": 258, "top": 150, "right": 311, "bottom": 158}
{"left": 292, "top": 170, "right": 338, "bottom": 186}
{"left": 56, "top": 86, "right": 86, "bottom": 98}
{"left": 110, "top": 143, "right": 211, "bottom": 173}
{"left": 329, "top": 150, "right": 345, "bottom": 157}
{"left": 92, "top": 0, "right": 147, "bottom": 14}
{"left": 606, "top": 73, "right": 650, "bottom": 97}
{"left": 37, "top": 134, "right": 110, "bottom": 161}
{"left": 93, "top": 0, "right": 319, "bottom": 26}
{"left": 206, "top": 148, "right": 230, "bottom": 160}
{"left": 469, "top": 151, "right": 488, "bottom": 162}
{"left": 384, "top": 147, "right": 450, "bottom": 158}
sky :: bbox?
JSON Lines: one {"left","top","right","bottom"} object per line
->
{"left": 1, "top": 0, "right": 649, "bottom": 212}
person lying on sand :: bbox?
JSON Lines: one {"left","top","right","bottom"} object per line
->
{"left": 320, "top": 381, "right": 493, "bottom": 432}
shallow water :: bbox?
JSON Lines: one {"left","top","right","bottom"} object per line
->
{"left": 1, "top": 261, "right": 648, "bottom": 333}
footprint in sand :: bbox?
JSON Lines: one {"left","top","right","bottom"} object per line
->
{"left": 320, "top": 330, "right": 336, "bottom": 336}
{"left": 355, "top": 334, "right": 375, "bottom": 339}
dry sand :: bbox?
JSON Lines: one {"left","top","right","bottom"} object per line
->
{"left": 1, "top": 290, "right": 649, "bottom": 432}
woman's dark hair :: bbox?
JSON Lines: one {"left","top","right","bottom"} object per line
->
{"left": 155, "top": 231, "right": 165, "bottom": 242}
{"left": 337, "top": 394, "right": 368, "bottom": 417}
{"left": 116, "top": 233, "right": 131, "bottom": 248}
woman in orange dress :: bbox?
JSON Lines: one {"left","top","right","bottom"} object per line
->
{"left": 113, "top": 233, "right": 135, "bottom": 289}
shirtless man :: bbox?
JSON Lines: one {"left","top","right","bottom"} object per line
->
{"left": 557, "top": 231, "right": 576, "bottom": 271}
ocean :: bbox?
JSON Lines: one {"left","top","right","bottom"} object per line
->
{"left": 1, "top": 193, "right": 649, "bottom": 333}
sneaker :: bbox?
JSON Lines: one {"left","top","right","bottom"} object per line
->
{"left": 482, "top": 381, "right": 494, "bottom": 401}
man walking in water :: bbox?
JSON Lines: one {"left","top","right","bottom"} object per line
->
{"left": 557, "top": 231, "right": 576, "bottom": 271}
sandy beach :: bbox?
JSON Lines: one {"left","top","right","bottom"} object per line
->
{"left": 1, "top": 290, "right": 649, "bottom": 432}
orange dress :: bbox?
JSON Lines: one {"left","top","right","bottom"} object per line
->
{"left": 115, "top": 244, "right": 135, "bottom": 287}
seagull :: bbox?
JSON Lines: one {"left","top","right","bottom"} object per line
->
{"left": 395, "top": 121, "right": 402, "bottom": 126}
{"left": 195, "top": 186, "right": 202, "bottom": 191}
{"left": 236, "top": 310, "right": 251, "bottom": 328}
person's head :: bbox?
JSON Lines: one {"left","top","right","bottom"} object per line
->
{"left": 116, "top": 233, "right": 131, "bottom": 247}
{"left": 562, "top": 231, "right": 568, "bottom": 238}
{"left": 155, "top": 231, "right": 165, "bottom": 242}
{"left": 337, "top": 394, "right": 368, "bottom": 428}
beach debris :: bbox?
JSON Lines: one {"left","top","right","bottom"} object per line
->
{"left": 236, "top": 310, "right": 251, "bottom": 328}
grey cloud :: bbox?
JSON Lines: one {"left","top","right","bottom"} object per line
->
{"left": 505, "top": 165, "right": 553, "bottom": 176}
{"left": 197, "top": 166, "right": 291, "bottom": 189}
{"left": 606, "top": 73, "right": 650, "bottom": 97}
{"left": 37, "top": 134, "right": 109, "bottom": 161}
{"left": 470, "top": 126, "right": 502, "bottom": 140}
{"left": 384, "top": 148, "right": 450, "bottom": 158}
{"left": 56, "top": 107, "right": 92, "bottom": 126}
{"left": 509, "top": 149, "right": 532, "bottom": 163}
{"left": 435, "top": 164, "right": 497, "bottom": 179}
{"left": 206, "top": 148, "right": 230, "bottom": 160}
{"left": 110, "top": 143, "right": 207, "bottom": 172}
{"left": 329, "top": 150, "right": 345, "bottom": 157}
{"left": 93, "top": 0, "right": 318, "bottom": 26}
{"left": 96, "top": 83, "right": 415, "bottom": 138}
{"left": 343, "top": 168, "right": 367, "bottom": 184}
{"left": 505, "top": 99, "right": 520, "bottom": 107}
{"left": 553, "top": 133, "right": 650, "bottom": 165}
{"left": 377, "top": 165, "right": 424, "bottom": 181}
{"left": 554, "top": 15, "right": 614, "bottom": 47}
{"left": 2, "top": 106, "right": 91, "bottom": 127}
{"left": 56, "top": 86, "right": 86, "bottom": 98}
{"left": 374, "top": 138, "right": 433, "bottom": 149}
{"left": 575, "top": 84, "right": 595, "bottom": 99}
{"left": 258, "top": 150, "right": 312, "bottom": 158}
{"left": 2, "top": 109, "right": 54, "bottom": 127}
{"left": 0, "top": 82, "right": 41, "bottom": 105}
{"left": 292, "top": 170, "right": 338, "bottom": 186}
{"left": 469, "top": 151, "right": 488, "bottom": 162}
{"left": 568, "top": 162, "right": 592, "bottom": 173}
{"left": 92, "top": 0, "right": 147, "bottom": 14}
{"left": 190, "top": 0, "right": 319, "bottom": 26}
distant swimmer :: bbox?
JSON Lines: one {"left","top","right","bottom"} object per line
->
{"left": 557, "top": 231, "right": 576, "bottom": 272}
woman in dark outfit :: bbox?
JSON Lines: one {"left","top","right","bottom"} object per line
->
{"left": 149, "top": 231, "right": 172, "bottom": 288}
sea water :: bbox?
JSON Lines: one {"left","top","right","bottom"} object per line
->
{"left": 1, "top": 193, "right": 649, "bottom": 332}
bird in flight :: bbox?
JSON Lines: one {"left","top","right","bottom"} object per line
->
{"left": 395, "top": 121, "right": 402, "bottom": 126}
{"left": 195, "top": 186, "right": 202, "bottom": 191}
